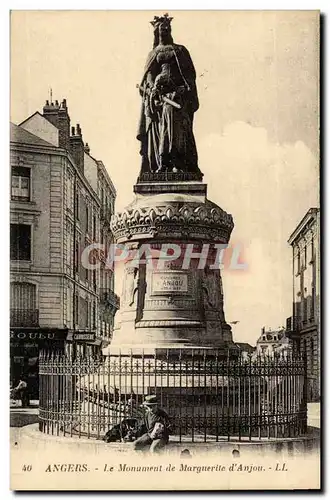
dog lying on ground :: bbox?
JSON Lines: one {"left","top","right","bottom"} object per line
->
{"left": 103, "top": 418, "right": 146, "bottom": 443}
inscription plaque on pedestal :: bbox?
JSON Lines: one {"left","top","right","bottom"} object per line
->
{"left": 152, "top": 272, "right": 188, "bottom": 294}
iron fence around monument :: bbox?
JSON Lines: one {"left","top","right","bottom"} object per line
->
{"left": 39, "top": 348, "right": 307, "bottom": 442}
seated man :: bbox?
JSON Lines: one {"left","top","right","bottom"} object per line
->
{"left": 133, "top": 395, "right": 171, "bottom": 454}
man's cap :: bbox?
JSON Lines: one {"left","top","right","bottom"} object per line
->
{"left": 142, "top": 395, "right": 158, "bottom": 406}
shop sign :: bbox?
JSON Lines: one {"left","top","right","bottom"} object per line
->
{"left": 72, "top": 332, "right": 96, "bottom": 342}
{"left": 10, "top": 331, "right": 65, "bottom": 341}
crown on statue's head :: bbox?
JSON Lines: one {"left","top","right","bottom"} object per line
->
{"left": 150, "top": 13, "right": 173, "bottom": 28}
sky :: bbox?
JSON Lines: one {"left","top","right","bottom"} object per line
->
{"left": 10, "top": 10, "right": 319, "bottom": 345}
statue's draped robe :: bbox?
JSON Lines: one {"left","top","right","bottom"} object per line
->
{"left": 137, "top": 44, "right": 201, "bottom": 174}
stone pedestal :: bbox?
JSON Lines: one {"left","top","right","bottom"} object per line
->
{"left": 106, "top": 180, "right": 236, "bottom": 354}
{"left": 100, "top": 179, "right": 238, "bottom": 437}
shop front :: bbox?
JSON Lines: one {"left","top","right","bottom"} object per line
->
{"left": 10, "top": 329, "right": 68, "bottom": 400}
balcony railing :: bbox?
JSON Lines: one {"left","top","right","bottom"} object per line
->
{"left": 286, "top": 314, "right": 317, "bottom": 336}
{"left": 99, "top": 289, "right": 120, "bottom": 310}
{"left": 10, "top": 308, "right": 39, "bottom": 327}
{"left": 286, "top": 316, "right": 299, "bottom": 333}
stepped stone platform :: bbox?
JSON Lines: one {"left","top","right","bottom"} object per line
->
{"left": 15, "top": 424, "right": 320, "bottom": 458}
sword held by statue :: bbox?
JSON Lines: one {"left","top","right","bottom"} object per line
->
{"left": 136, "top": 84, "right": 182, "bottom": 109}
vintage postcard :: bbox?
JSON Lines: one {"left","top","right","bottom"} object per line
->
{"left": 9, "top": 10, "right": 320, "bottom": 491}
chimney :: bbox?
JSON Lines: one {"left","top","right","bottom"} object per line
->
{"left": 43, "top": 97, "right": 71, "bottom": 151}
{"left": 84, "top": 142, "right": 90, "bottom": 154}
{"left": 70, "top": 123, "right": 84, "bottom": 173}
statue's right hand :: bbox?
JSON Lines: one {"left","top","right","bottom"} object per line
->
{"left": 150, "top": 87, "right": 162, "bottom": 108}
{"left": 150, "top": 86, "right": 158, "bottom": 99}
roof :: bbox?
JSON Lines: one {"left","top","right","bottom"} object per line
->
{"left": 10, "top": 122, "right": 55, "bottom": 148}
{"left": 288, "top": 207, "right": 320, "bottom": 245}
{"left": 236, "top": 342, "right": 255, "bottom": 351}
{"left": 18, "top": 111, "right": 44, "bottom": 127}
{"left": 97, "top": 160, "right": 117, "bottom": 197}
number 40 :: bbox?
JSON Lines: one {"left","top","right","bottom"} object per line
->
{"left": 22, "top": 465, "right": 32, "bottom": 472}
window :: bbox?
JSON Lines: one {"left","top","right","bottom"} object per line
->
{"left": 297, "top": 250, "right": 303, "bottom": 274}
{"left": 11, "top": 167, "right": 30, "bottom": 201}
{"left": 295, "top": 300, "right": 301, "bottom": 322}
{"left": 74, "top": 293, "right": 79, "bottom": 326}
{"left": 110, "top": 270, "right": 114, "bottom": 290}
{"left": 85, "top": 205, "right": 89, "bottom": 233}
{"left": 92, "top": 302, "right": 97, "bottom": 329}
{"left": 10, "top": 282, "right": 37, "bottom": 326}
{"left": 310, "top": 338, "right": 314, "bottom": 374}
{"left": 79, "top": 297, "right": 88, "bottom": 328}
{"left": 93, "top": 216, "right": 97, "bottom": 241}
{"left": 300, "top": 248, "right": 305, "bottom": 271}
{"left": 75, "top": 240, "right": 79, "bottom": 273}
{"left": 10, "top": 282, "right": 36, "bottom": 309}
{"left": 66, "top": 222, "right": 73, "bottom": 271}
{"left": 311, "top": 283, "right": 315, "bottom": 319}
{"left": 66, "top": 174, "right": 73, "bottom": 210}
{"left": 303, "top": 294, "right": 308, "bottom": 323}
{"left": 10, "top": 224, "right": 31, "bottom": 260}
{"left": 75, "top": 192, "right": 80, "bottom": 219}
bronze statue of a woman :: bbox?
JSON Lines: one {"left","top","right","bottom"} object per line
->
{"left": 137, "top": 14, "right": 202, "bottom": 178}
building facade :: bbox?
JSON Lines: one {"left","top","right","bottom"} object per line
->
{"left": 10, "top": 99, "right": 119, "bottom": 396}
{"left": 256, "top": 327, "right": 292, "bottom": 357}
{"left": 236, "top": 342, "right": 255, "bottom": 358}
{"left": 96, "top": 160, "right": 118, "bottom": 341}
{"left": 286, "top": 207, "right": 320, "bottom": 402}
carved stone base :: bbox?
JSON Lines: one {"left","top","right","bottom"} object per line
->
{"left": 110, "top": 180, "right": 235, "bottom": 350}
